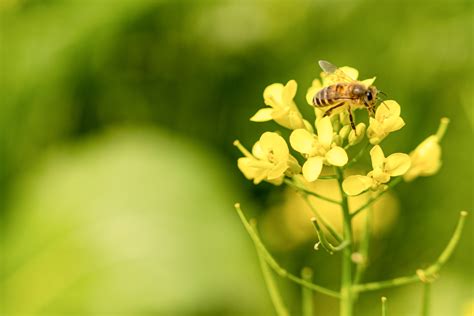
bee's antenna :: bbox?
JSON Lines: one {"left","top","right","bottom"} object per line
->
{"left": 377, "top": 90, "right": 389, "bottom": 109}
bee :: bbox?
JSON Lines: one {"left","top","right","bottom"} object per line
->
{"left": 313, "top": 60, "right": 380, "bottom": 131}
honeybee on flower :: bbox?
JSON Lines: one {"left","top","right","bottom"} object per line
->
{"left": 311, "top": 60, "right": 379, "bottom": 130}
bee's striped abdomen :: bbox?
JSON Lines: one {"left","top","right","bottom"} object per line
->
{"left": 313, "top": 83, "right": 349, "bottom": 107}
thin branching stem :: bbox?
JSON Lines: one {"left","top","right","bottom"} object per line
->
{"left": 234, "top": 203, "right": 341, "bottom": 298}
{"left": 353, "top": 211, "right": 468, "bottom": 293}
{"left": 301, "top": 268, "right": 314, "bottom": 316}
{"left": 350, "top": 177, "right": 402, "bottom": 219}
{"left": 346, "top": 142, "right": 370, "bottom": 168}
{"left": 381, "top": 297, "right": 387, "bottom": 316}
{"left": 285, "top": 179, "right": 341, "bottom": 205}
{"left": 302, "top": 194, "right": 343, "bottom": 242}
{"left": 353, "top": 205, "right": 372, "bottom": 287}
{"left": 421, "top": 282, "right": 431, "bottom": 316}
{"left": 255, "top": 241, "right": 289, "bottom": 316}
{"left": 311, "top": 218, "right": 349, "bottom": 254}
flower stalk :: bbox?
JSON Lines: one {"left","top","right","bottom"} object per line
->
{"left": 336, "top": 167, "right": 355, "bottom": 316}
{"left": 421, "top": 282, "right": 431, "bottom": 316}
{"left": 381, "top": 297, "right": 387, "bottom": 316}
{"left": 301, "top": 268, "right": 314, "bottom": 316}
{"left": 255, "top": 232, "right": 289, "bottom": 316}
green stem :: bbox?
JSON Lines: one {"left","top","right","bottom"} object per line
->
{"left": 351, "top": 177, "right": 402, "bottom": 219}
{"left": 421, "top": 282, "right": 431, "bottom": 316}
{"left": 353, "top": 205, "right": 372, "bottom": 287}
{"left": 303, "top": 194, "right": 343, "bottom": 242}
{"left": 346, "top": 142, "right": 370, "bottom": 168}
{"left": 381, "top": 297, "right": 387, "bottom": 316}
{"left": 301, "top": 268, "right": 314, "bottom": 316}
{"left": 256, "top": 242, "right": 290, "bottom": 316}
{"left": 285, "top": 179, "right": 341, "bottom": 205}
{"left": 311, "top": 218, "right": 349, "bottom": 254}
{"left": 234, "top": 203, "right": 341, "bottom": 298}
{"left": 336, "top": 168, "right": 354, "bottom": 316}
{"left": 353, "top": 211, "right": 468, "bottom": 293}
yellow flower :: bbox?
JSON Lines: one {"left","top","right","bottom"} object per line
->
{"left": 366, "top": 100, "right": 405, "bottom": 144}
{"left": 290, "top": 117, "right": 348, "bottom": 182}
{"left": 404, "top": 118, "right": 449, "bottom": 182}
{"left": 251, "top": 80, "right": 312, "bottom": 131}
{"left": 234, "top": 132, "right": 300, "bottom": 185}
{"left": 403, "top": 136, "right": 441, "bottom": 182}
{"left": 343, "top": 145, "right": 411, "bottom": 196}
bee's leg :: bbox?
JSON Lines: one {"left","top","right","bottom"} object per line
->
{"left": 323, "top": 102, "right": 345, "bottom": 117}
{"left": 348, "top": 107, "right": 356, "bottom": 131}
{"left": 364, "top": 101, "right": 376, "bottom": 117}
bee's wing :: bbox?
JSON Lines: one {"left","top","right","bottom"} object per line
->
{"left": 318, "top": 60, "right": 338, "bottom": 73}
{"left": 318, "top": 60, "right": 356, "bottom": 83}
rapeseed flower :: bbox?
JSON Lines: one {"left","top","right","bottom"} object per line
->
{"left": 343, "top": 145, "right": 411, "bottom": 196}
{"left": 366, "top": 100, "right": 405, "bottom": 144}
{"left": 234, "top": 132, "right": 300, "bottom": 185}
{"left": 404, "top": 118, "right": 449, "bottom": 182}
{"left": 290, "top": 117, "right": 348, "bottom": 182}
{"left": 251, "top": 80, "right": 312, "bottom": 131}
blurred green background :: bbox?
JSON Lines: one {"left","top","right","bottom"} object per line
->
{"left": 0, "top": 0, "right": 472, "bottom": 315}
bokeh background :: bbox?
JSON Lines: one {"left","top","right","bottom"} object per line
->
{"left": 0, "top": 0, "right": 472, "bottom": 315}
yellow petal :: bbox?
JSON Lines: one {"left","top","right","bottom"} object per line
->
{"left": 306, "top": 79, "right": 322, "bottom": 105}
{"left": 384, "top": 153, "right": 411, "bottom": 176}
{"left": 268, "top": 161, "right": 288, "bottom": 180}
{"left": 375, "top": 100, "right": 401, "bottom": 121}
{"left": 252, "top": 142, "right": 265, "bottom": 160}
{"left": 259, "top": 132, "right": 289, "bottom": 161}
{"left": 342, "top": 175, "right": 373, "bottom": 196}
{"left": 383, "top": 117, "right": 405, "bottom": 133}
{"left": 263, "top": 83, "right": 284, "bottom": 108}
{"left": 316, "top": 116, "right": 333, "bottom": 147}
{"left": 339, "top": 66, "right": 359, "bottom": 80}
{"left": 368, "top": 137, "right": 381, "bottom": 145}
{"left": 326, "top": 146, "right": 348, "bottom": 166}
{"left": 302, "top": 156, "right": 324, "bottom": 182}
{"left": 360, "top": 77, "right": 376, "bottom": 87}
{"left": 290, "top": 129, "right": 315, "bottom": 154}
{"left": 271, "top": 108, "right": 292, "bottom": 129}
{"left": 237, "top": 157, "right": 259, "bottom": 180}
{"left": 266, "top": 175, "right": 284, "bottom": 186}
{"left": 303, "top": 119, "right": 314, "bottom": 133}
{"left": 339, "top": 125, "right": 351, "bottom": 139}
{"left": 370, "top": 145, "right": 385, "bottom": 170}
{"left": 288, "top": 110, "right": 306, "bottom": 130}
{"left": 250, "top": 108, "right": 273, "bottom": 122}
{"left": 283, "top": 80, "right": 297, "bottom": 104}
{"left": 369, "top": 169, "right": 390, "bottom": 184}
{"left": 409, "top": 135, "right": 442, "bottom": 176}
{"left": 286, "top": 155, "right": 302, "bottom": 176}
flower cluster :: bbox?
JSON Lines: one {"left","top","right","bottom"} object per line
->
{"left": 234, "top": 63, "right": 448, "bottom": 196}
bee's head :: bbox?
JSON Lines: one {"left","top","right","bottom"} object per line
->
{"left": 364, "top": 86, "right": 378, "bottom": 117}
